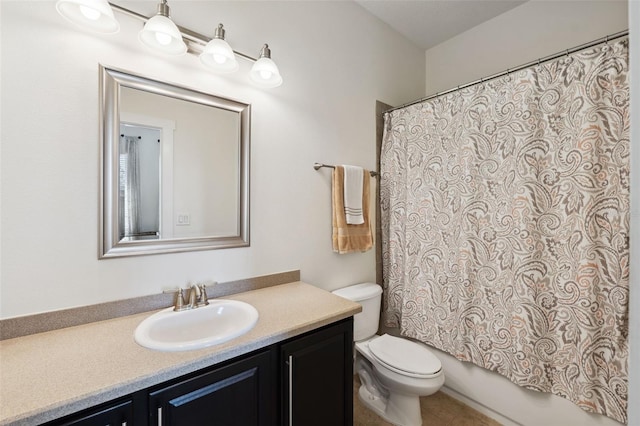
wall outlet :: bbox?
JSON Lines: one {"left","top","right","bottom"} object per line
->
{"left": 176, "top": 213, "right": 190, "bottom": 226}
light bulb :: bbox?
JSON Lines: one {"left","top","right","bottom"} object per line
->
{"left": 259, "top": 70, "right": 273, "bottom": 80}
{"left": 213, "top": 54, "right": 227, "bottom": 64}
{"left": 249, "top": 44, "right": 282, "bottom": 88}
{"left": 199, "top": 31, "right": 238, "bottom": 73}
{"left": 56, "top": 0, "right": 120, "bottom": 33}
{"left": 79, "top": 5, "right": 101, "bottom": 21}
{"left": 154, "top": 32, "right": 172, "bottom": 46}
{"left": 138, "top": 5, "right": 187, "bottom": 55}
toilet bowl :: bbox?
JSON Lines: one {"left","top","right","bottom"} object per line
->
{"left": 332, "top": 283, "right": 445, "bottom": 426}
{"left": 355, "top": 334, "right": 444, "bottom": 426}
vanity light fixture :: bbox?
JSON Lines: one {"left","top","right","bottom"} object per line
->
{"left": 55, "top": 0, "right": 283, "bottom": 87}
{"left": 138, "top": 0, "right": 187, "bottom": 56}
{"left": 200, "top": 24, "right": 239, "bottom": 73}
{"left": 55, "top": 0, "right": 120, "bottom": 34}
{"left": 250, "top": 44, "right": 283, "bottom": 88}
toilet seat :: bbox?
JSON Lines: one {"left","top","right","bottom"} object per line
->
{"left": 368, "top": 334, "right": 442, "bottom": 379}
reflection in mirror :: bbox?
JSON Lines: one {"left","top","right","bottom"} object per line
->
{"left": 118, "top": 124, "right": 160, "bottom": 241}
{"left": 100, "top": 66, "right": 250, "bottom": 258}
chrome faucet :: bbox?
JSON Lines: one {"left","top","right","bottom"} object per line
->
{"left": 173, "top": 284, "right": 209, "bottom": 312}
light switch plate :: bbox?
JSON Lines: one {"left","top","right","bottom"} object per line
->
{"left": 176, "top": 214, "right": 190, "bottom": 226}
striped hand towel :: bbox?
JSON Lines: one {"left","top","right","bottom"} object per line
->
{"left": 342, "top": 165, "right": 364, "bottom": 225}
{"left": 332, "top": 166, "right": 373, "bottom": 254}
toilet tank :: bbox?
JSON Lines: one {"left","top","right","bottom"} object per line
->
{"left": 332, "top": 283, "right": 383, "bottom": 341}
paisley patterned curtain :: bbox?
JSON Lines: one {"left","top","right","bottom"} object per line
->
{"left": 381, "top": 39, "right": 629, "bottom": 423}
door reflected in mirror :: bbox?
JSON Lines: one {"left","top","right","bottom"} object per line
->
{"left": 100, "top": 66, "right": 250, "bottom": 258}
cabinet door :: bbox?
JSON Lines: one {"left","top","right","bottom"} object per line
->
{"left": 281, "top": 318, "right": 353, "bottom": 426}
{"left": 148, "top": 350, "right": 275, "bottom": 426}
{"left": 47, "top": 399, "right": 133, "bottom": 426}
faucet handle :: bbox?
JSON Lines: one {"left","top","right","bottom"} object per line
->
{"left": 173, "top": 288, "right": 186, "bottom": 312}
{"left": 197, "top": 284, "right": 209, "bottom": 307}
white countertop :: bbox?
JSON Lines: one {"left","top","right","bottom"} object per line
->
{"left": 0, "top": 282, "right": 361, "bottom": 425}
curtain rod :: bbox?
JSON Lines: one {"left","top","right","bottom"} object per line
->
{"left": 384, "top": 29, "right": 629, "bottom": 116}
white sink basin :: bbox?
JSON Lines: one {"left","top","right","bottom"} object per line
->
{"left": 134, "top": 299, "right": 259, "bottom": 352}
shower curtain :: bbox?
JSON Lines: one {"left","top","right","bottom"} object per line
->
{"left": 381, "top": 39, "right": 629, "bottom": 423}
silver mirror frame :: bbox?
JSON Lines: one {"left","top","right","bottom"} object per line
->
{"left": 99, "top": 65, "right": 250, "bottom": 258}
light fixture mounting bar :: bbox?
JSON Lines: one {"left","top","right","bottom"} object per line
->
{"left": 108, "top": 2, "right": 258, "bottom": 62}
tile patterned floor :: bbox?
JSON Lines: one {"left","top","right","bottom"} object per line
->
{"left": 353, "top": 376, "right": 502, "bottom": 426}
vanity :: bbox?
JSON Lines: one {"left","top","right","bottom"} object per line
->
{"left": 0, "top": 282, "right": 361, "bottom": 426}
{"left": 0, "top": 53, "right": 361, "bottom": 426}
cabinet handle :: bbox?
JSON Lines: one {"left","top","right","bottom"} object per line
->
{"left": 288, "top": 355, "right": 294, "bottom": 426}
{"left": 157, "top": 407, "right": 163, "bottom": 426}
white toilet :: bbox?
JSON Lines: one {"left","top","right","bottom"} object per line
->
{"left": 332, "top": 283, "right": 444, "bottom": 426}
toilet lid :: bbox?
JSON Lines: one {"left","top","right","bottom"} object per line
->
{"left": 368, "top": 334, "right": 442, "bottom": 377}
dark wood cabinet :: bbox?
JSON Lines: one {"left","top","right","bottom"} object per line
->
{"left": 281, "top": 319, "right": 353, "bottom": 426}
{"left": 47, "top": 399, "right": 134, "bottom": 426}
{"left": 43, "top": 318, "right": 353, "bottom": 426}
{"left": 148, "top": 350, "right": 276, "bottom": 426}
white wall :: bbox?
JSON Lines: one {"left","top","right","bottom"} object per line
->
{"left": 425, "top": 0, "right": 628, "bottom": 95}
{"left": 423, "top": 2, "right": 632, "bottom": 425}
{"left": 0, "top": 1, "right": 425, "bottom": 318}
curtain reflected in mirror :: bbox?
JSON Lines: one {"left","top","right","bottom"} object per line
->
{"left": 119, "top": 135, "right": 140, "bottom": 239}
{"left": 118, "top": 128, "right": 160, "bottom": 241}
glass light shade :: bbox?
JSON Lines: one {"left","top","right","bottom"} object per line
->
{"left": 138, "top": 15, "right": 187, "bottom": 56}
{"left": 250, "top": 57, "right": 283, "bottom": 88}
{"left": 56, "top": 0, "right": 120, "bottom": 33}
{"left": 200, "top": 39, "right": 239, "bottom": 73}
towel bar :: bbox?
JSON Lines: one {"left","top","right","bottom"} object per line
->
{"left": 313, "top": 163, "right": 378, "bottom": 177}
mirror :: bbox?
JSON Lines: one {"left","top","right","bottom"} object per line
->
{"left": 100, "top": 65, "right": 250, "bottom": 258}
